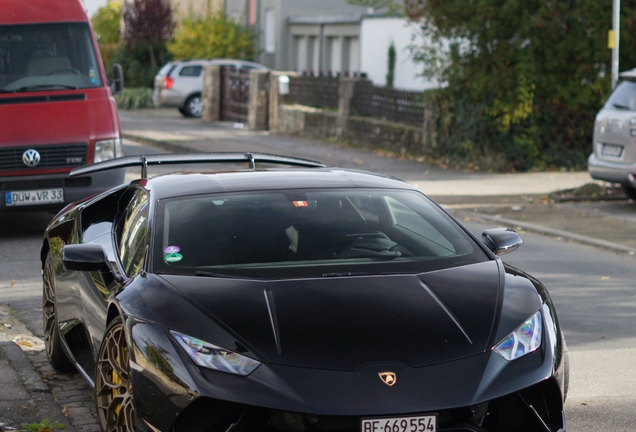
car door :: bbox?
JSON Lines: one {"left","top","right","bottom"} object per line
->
{"left": 79, "top": 187, "right": 150, "bottom": 359}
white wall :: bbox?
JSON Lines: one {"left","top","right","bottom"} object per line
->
{"left": 360, "top": 17, "right": 439, "bottom": 91}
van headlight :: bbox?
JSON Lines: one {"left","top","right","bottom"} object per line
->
{"left": 94, "top": 138, "right": 123, "bottom": 163}
{"left": 494, "top": 310, "right": 542, "bottom": 361}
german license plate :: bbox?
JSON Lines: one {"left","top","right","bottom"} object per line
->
{"left": 601, "top": 144, "right": 623, "bottom": 157}
{"left": 5, "top": 189, "right": 64, "bottom": 206}
{"left": 361, "top": 414, "right": 437, "bottom": 432}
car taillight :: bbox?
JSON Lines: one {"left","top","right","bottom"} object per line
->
{"left": 164, "top": 76, "right": 174, "bottom": 89}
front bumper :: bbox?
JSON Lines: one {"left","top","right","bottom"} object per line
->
{"left": 128, "top": 302, "right": 567, "bottom": 432}
{"left": 588, "top": 152, "right": 636, "bottom": 185}
{"left": 0, "top": 168, "right": 125, "bottom": 214}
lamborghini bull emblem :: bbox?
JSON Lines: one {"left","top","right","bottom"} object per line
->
{"left": 379, "top": 372, "right": 396, "bottom": 386}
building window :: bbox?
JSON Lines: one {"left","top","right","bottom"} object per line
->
{"left": 265, "top": 10, "right": 276, "bottom": 54}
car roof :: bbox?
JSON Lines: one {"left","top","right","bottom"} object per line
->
{"left": 140, "top": 168, "right": 413, "bottom": 201}
{"left": 2, "top": 0, "right": 87, "bottom": 24}
{"left": 620, "top": 68, "right": 636, "bottom": 81}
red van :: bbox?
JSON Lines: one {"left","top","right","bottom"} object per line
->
{"left": 1, "top": 0, "right": 125, "bottom": 213}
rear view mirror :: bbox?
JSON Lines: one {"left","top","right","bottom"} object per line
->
{"left": 62, "top": 244, "right": 108, "bottom": 271}
{"left": 480, "top": 228, "right": 523, "bottom": 256}
{"left": 110, "top": 63, "right": 124, "bottom": 95}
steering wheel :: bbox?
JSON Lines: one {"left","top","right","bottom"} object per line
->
{"left": 47, "top": 68, "right": 82, "bottom": 75}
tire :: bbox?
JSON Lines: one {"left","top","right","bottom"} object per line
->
{"left": 178, "top": 107, "right": 187, "bottom": 116}
{"left": 42, "top": 252, "right": 74, "bottom": 372}
{"left": 183, "top": 94, "right": 202, "bottom": 118}
{"left": 621, "top": 183, "right": 636, "bottom": 199}
{"left": 95, "top": 316, "right": 136, "bottom": 432}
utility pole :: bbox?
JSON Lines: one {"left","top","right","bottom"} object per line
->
{"left": 611, "top": 0, "right": 621, "bottom": 89}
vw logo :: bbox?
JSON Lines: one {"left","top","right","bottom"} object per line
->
{"left": 22, "top": 149, "right": 41, "bottom": 168}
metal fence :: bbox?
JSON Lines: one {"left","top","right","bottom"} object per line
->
{"left": 287, "top": 75, "right": 340, "bottom": 110}
{"left": 352, "top": 85, "right": 426, "bottom": 127}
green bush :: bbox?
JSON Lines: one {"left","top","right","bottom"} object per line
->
{"left": 114, "top": 87, "right": 154, "bottom": 110}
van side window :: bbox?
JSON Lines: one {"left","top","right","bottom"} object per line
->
{"left": 179, "top": 66, "right": 202, "bottom": 77}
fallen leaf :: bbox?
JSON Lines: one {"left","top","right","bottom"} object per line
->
{"left": 17, "top": 340, "right": 33, "bottom": 347}
{"left": 11, "top": 279, "right": 15, "bottom": 286}
{"left": 62, "top": 406, "right": 69, "bottom": 416}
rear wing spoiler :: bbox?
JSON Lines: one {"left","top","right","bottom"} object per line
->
{"left": 70, "top": 152, "right": 326, "bottom": 179}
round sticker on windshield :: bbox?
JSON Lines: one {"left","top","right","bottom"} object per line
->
{"left": 164, "top": 246, "right": 180, "bottom": 254}
{"left": 164, "top": 246, "right": 182, "bottom": 263}
{"left": 165, "top": 253, "right": 183, "bottom": 263}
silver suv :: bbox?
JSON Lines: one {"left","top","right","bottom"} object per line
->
{"left": 589, "top": 68, "right": 636, "bottom": 198}
{"left": 152, "top": 59, "right": 267, "bottom": 118}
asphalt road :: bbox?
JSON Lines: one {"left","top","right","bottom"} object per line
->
{"left": 1, "top": 141, "right": 635, "bottom": 430}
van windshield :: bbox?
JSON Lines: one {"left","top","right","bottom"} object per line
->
{"left": 0, "top": 22, "right": 102, "bottom": 93}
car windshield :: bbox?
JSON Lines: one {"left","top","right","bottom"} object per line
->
{"left": 0, "top": 22, "right": 102, "bottom": 93}
{"left": 605, "top": 80, "right": 636, "bottom": 111}
{"left": 153, "top": 189, "right": 488, "bottom": 279}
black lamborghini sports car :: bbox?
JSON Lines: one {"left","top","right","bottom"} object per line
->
{"left": 41, "top": 153, "right": 568, "bottom": 432}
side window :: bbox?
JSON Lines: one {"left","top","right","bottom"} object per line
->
{"left": 179, "top": 65, "right": 203, "bottom": 77}
{"left": 119, "top": 191, "right": 150, "bottom": 276}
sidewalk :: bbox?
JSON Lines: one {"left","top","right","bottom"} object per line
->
{"left": 0, "top": 306, "right": 76, "bottom": 432}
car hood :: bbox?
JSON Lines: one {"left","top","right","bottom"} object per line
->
{"left": 158, "top": 261, "right": 501, "bottom": 370}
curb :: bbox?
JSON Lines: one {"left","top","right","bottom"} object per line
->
{"left": 0, "top": 342, "right": 48, "bottom": 393}
{"left": 0, "top": 342, "right": 77, "bottom": 432}
{"left": 122, "top": 132, "right": 194, "bottom": 154}
{"left": 470, "top": 212, "right": 636, "bottom": 255}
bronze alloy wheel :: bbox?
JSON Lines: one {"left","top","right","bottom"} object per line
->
{"left": 42, "top": 252, "right": 73, "bottom": 371}
{"left": 96, "top": 317, "right": 136, "bottom": 432}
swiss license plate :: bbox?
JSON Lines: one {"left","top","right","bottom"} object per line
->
{"left": 5, "top": 189, "right": 64, "bottom": 206}
{"left": 601, "top": 144, "right": 623, "bottom": 158}
{"left": 361, "top": 415, "right": 437, "bottom": 432}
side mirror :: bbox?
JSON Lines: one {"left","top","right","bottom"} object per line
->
{"left": 62, "top": 244, "right": 109, "bottom": 271}
{"left": 480, "top": 228, "right": 523, "bottom": 256}
{"left": 110, "top": 63, "right": 124, "bottom": 95}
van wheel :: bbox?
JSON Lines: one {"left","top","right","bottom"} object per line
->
{"left": 621, "top": 183, "right": 636, "bottom": 199}
{"left": 184, "top": 95, "right": 202, "bottom": 118}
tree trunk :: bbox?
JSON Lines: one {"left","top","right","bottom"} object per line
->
{"left": 148, "top": 42, "right": 157, "bottom": 69}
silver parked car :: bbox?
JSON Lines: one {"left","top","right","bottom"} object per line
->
{"left": 588, "top": 68, "right": 636, "bottom": 198}
{"left": 152, "top": 59, "right": 268, "bottom": 118}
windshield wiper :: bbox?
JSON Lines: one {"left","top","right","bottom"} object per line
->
{"left": 322, "top": 271, "right": 373, "bottom": 277}
{"left": 195, "top": 270, "right": 237, "bottom": 278}
{"left": 612, "top": 103, "right": 632, "bottom": 110}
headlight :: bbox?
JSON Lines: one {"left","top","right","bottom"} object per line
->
{"left": 494, "top": 310, "right": 542, "bottom": 361}
{"left": 94, "top": 138, "right": 123, "bottom": 163}
{"left": 170, "top": 330, "right": 261, "bottom": 376}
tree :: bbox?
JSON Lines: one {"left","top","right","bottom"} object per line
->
{"left": 91, "top": 0, "right": 122, "bottom": 69}
{"left": 386, "top": 42, "right": 396, "bottom": 88}
{"left": 122, "top": 0, "right": 175, "bottom": 68}
{"left": 167, "top": 10, "right": 256, "bottom": 60}
{"left": 349, "top": 0, "right": 636, "bottom": 170}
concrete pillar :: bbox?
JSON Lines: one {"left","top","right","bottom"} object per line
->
{"left": 248, "top": 69, "right": 270, "bottom": 131}
{"left": 268, "top": 71, "right": 298, "bottom": 132}
{"left": 201, "top": 65, "right": 221, "bottom": 122}
{"left": 336, "top": 77, "right": 357, "bottom": 138}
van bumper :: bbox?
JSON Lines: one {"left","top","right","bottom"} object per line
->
{"left": 588, "top": 152, "right": 636, "bottom": 185}
{"left": 0, "top": 168, "right": 125, "bottom": 214}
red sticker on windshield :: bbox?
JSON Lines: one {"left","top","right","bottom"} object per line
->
{"left": 292, "top": 201, "right": 308, "bottom": 207}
